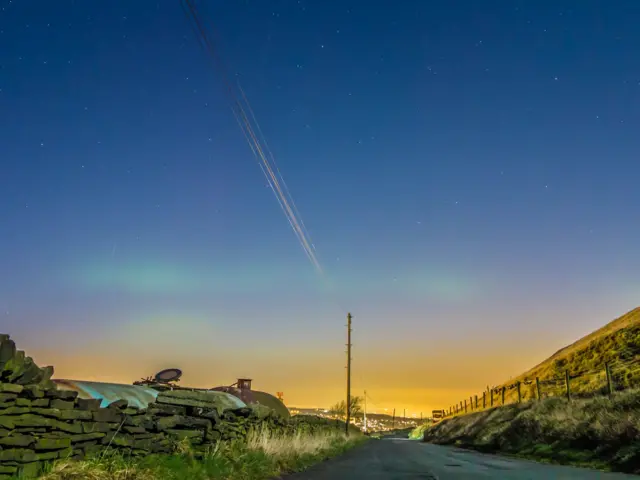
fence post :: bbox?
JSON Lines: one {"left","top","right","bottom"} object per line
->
{"left": 565, "top": 370, "right": 571, "bottom": 401}
{"left": 475, "top": 395, "right": 478, "bottom": 409}
{"left": 483, "top": 391, "right": 486, "bottom": 409}
{"left": 517, "top": 381, "right": 522, "bottom": 403}
{"left": 535, "top": 377, "right": 541, "bottom": 400}
{"left": 501, "top": 387, "right": 506, "bottom": 405}
{"left": 605, "top": 362, "right": 613, "bottom": 396}
{"left": 469, "top": 396, "right": 473, "bottom": 411}
{"left": 464, "top": 399, "right": 467, "bottom": 413}
{"left": 490, "top": 389, "right": 494, "bottom": 407}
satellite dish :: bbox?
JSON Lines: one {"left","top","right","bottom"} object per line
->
{"left": 154, "top": 368, "right": 182, "bottom": 384}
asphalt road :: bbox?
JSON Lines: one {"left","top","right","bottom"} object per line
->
{"left": 286, "top": 435, "right": 638, "bottom": 479}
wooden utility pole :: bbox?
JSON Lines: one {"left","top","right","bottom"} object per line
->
{"left": 345, "top": 313, "right": 352, "bottom": 436}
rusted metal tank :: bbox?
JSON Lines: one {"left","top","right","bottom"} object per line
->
{"left": 212, "top": 378, "right": 290, "bottom": 418}
{"left": 54, "top": 379, "right": 160, "bottom": 409}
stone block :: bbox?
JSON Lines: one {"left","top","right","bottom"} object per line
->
{"left": 31, "top": 408, "right": 92, "bottom": 421}
{"left": 21, "top": 386, "right": 44, "bottom": 399}
{"left": 0, "top": 448, "right": 37, "bottom": 463}
{"left": 15, "top": 427, "right": 47, "bottom": 434}
{"left": 70, "top": 432, "right": 106, "bottom": 443}
{"left": 31, "top": 399, "right": 49, "bottom": 408}
{"left": 155, "top": 390, "right": 241, "bottom": 413}
{"left": 38, "top": 431, "right": 68, "bottom": 439}
{"left": 39, "top": 366, "right": 54, "bottom": 383}
{"left": 34, "top": 437, "right": 71, "bottom": 450}
{"left": 18, "top": 461, "right": 41, "bottom": 479}
{"left": 0, "top": 417, "right": 14, "bottom": 429}
{"left": 2, "top": 350, "right": 26, "bottom": 383}
{"left": 14, "top": 358, "right": 43, "bottom": 385}
{"left": 123, "top": 425, "right": 146, "bottom": 434}
{"left": 189, "top": 406, "right": 220, "bottom": 422}
{"left": 93, "top": 408, "right": 122, "bottom": 423}
{"left": 166, "top": 429, "right": 203, "bottom": 442}
{"left": 0, "top": 384, "right": 23, "bottom": 394}
{"left": 0, "top": 406, "right": 29, "bottom": 416}
{"left": 0, "top": 394, "right": 17, "bottom": 404}
{"left": 45, "top": 389, "right": 77, "bottom": 401}
{"left": 124, "top": 415, "right": 156, "bottom": 430}
{"left": 18, "top": 462, "right": 42, "bottom": 479}
{"left": 101, "top": 432, "right": 135, "bottom": 447}
{"left": 150, "top": 438, "right": 172, "bottom": 453}
{"left": 8, "top": 414, "right": 82, "bottom": 434}
{"left": 0, "top": 340, "right": 16, "bottom": 368}
{"left": 0, "top": 465, "right": 17, "bottom": 475}
{"left": 132, "top": 437, "right": 156, "bottom": 450}
{"left": 0, "top": 434, "right": 35, "bottom": 447}
{"left": 79, "top": 442, "right": 103, "bottom": 456}
{"left": 34, "top": 447, "right": 72, "bottom": 461}
{"left": 75, "top": 398, "right": 101, "bottom": 411}
{"left": 148, "top": 404, "right": 186, "bottom": 416}
{"left": 50, "top": 399, "right": 74, "bottom": 410}
{"left": 82, "top": 422, "right": 116, "bottom": 433}
{"left": 156, "top": 415, "right": 212, "bottom": 431}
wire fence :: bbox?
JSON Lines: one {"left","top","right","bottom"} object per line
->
{"left": 439, "top": 356, "right": 640, "bottom": 418}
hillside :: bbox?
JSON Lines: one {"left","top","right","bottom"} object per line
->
{"left": 421, "top": 307, "right": 640, "bottom": 474}
{"left": 499, "top": 306, "right": 640, "bottom": 403}
{"left": 423, "top": 388, "right": 640, "bottom": 474}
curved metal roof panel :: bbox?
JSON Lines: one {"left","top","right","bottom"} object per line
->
{"left": 54, "top": 379, "right": 159, "bottom": 409}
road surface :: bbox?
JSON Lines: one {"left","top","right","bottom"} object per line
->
{"left": 286, "top": 434, "right": 637, "bottom": 479}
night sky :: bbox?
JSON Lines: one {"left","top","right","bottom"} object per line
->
{"left": 2, "top": 1, "right": 639, "bottom": 415}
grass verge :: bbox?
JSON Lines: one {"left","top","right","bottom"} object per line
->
{"left": 36, "top": 425, "right": 367, "bottom": 479}
{"left": 408, "top": 423, "right": 432, "bottom": 440}
{"left": 422, "top": 388, "right": 640, "bottom": 474}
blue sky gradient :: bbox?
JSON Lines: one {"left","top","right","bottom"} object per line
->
{"left": 1, "top": 0, "right": 638, "bottom": 412}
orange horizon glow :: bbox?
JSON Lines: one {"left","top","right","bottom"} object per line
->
{"left": 17, "top": 323, "right": 591, "bottom": 416}
{"left": 12, "top": 303, "right": 637, "bottom": 416}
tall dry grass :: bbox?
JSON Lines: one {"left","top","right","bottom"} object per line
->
{"left": 423, "top": 388, "right": 640, "bottom": 474}
{"left": 38, "top": 423, "right": 363, "bottom": 480}
{"left": 246, "top": 423, "right": 349, "bottom": 456}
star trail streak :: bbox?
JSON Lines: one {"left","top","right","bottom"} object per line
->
{"left": 181, "top": 0, "right": 324, "bottom": 277}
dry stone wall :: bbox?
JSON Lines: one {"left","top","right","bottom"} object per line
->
{"left": 0, "top": 334, "right": 331, "bottom": 479}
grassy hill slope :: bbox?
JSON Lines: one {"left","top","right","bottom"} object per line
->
{"left": 420, "top": 307, "right": 640, "bottom": 474}
{"left": 499, "top": 307, "right": 640, "bottom": 402}
{"left": 423, "top": 389, "right": 640, "bottom": 474}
